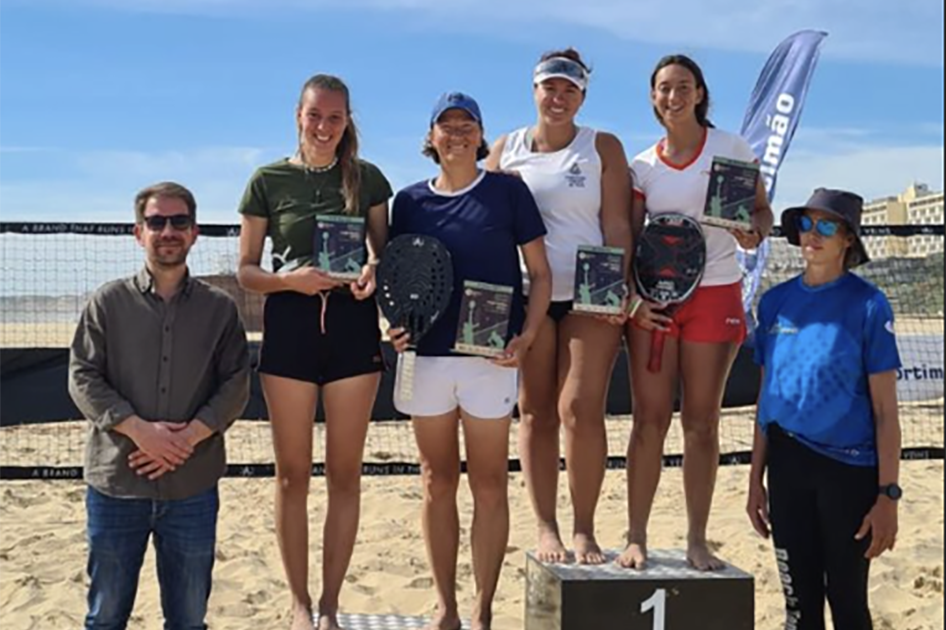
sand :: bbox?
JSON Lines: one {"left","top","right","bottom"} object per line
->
{"left": 1, "top": 425, "right": 943, "bottom": 629}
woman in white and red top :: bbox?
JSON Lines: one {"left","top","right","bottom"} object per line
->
{"left": 619, "top": 55, "right": 774, "bottom": 572}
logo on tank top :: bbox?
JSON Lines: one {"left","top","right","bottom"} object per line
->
{"left": 565, "top": 163, "right": 587, "bottom": 189}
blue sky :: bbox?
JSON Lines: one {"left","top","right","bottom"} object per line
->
{"left": 1, "top": 0, "right": 944, "bottom": 224}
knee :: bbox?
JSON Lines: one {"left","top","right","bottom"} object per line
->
{"left": 469, "top": 472, "right": 509, "bottom": 508}
{"left": 519, "top": 405, "right": 559, "bottom": 433}
{"left": 163, "top": 585, "right": 211, "bottom": 629}
{"left": 682, "top": 412, "right": 720, "bottom": 444}
{"left": 325, "top": 465, "right": 362, "bottom": 499}
{"left": 87, "top": 592, "right": 133, "bottom": 627}
{"left": 276, "top": 467, "right": 311, "bottom": 497}
{"left": 559, "top": 398, "right": 603, "bottom": 435}
{"left": 631, "top": 406, "right": 673, "bottom": 445}
{"left": 422, "top": 466, "right": 460, "bottom": 503}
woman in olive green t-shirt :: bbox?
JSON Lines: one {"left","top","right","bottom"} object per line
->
{"left": 237, "top": 74, "right": 392, "bottom": 630}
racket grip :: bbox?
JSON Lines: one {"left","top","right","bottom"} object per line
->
{"left": 398, "top": 351, "right": 417, "bottom": 402}
{"left": 648, "top": 331, "right": 667, "bottom": 373}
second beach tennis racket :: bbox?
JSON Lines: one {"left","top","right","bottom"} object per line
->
{"left": 634, "top": 213, "right": 707, "bottom": 373}
{"left": 377, "top": 234, "right": 454, "bottom": 401}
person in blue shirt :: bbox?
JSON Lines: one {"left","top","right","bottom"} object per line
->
{"left": 747, "top": 189, "right": 903, "bottom": 630}
{"left": 389, "top": 92, "right": 551, "bottom": 630}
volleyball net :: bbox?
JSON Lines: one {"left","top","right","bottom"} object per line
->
{"left": 1, "top": 222, "right": 942, "bottom": 480}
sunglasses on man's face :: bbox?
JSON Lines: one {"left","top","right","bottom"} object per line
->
{"left": 144, "top": 214, "right": 194, "bottom": 231}
{"left": 797, "top": 215, "right": 842, "bottom": 238}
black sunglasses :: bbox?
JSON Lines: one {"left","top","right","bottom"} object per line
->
{"left": 143, "top": 215, "right": 194, "bottom": 231}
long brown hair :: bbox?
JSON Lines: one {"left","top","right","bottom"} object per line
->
{"left": 298, "top": 74, "right": 362, "bottom": 215}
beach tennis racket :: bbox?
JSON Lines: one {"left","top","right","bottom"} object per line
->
{"left": 377, "top": 235, "right": 454, "bottom": 401}
{"left": 634, "top": 213, "right": 707, "bottom": 373}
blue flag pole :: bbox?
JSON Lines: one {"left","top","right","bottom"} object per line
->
{"left": 739, "top": 30, "right": 829, "bottom": 341}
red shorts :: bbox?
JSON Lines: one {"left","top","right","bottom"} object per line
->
{"left": 634, "top": 282, "right": 747, "bottom": 345}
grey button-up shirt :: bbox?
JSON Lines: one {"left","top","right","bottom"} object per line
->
{"left": 69, "top": 268, "right": 251, "bottom": 500}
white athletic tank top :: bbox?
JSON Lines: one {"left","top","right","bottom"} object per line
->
{"left": 500, "top": 126, "right": 603, "bottom": 301}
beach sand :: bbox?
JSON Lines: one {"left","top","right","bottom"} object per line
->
{"left": 1, "top": 430, "right": 942, "bottom": 629}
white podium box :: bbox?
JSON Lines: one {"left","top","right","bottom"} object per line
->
{"left": 525, "top": 549, "right": 754, "bottom": 630}
{"left": 320, "top": 614, "right": 469, "bottom": 630}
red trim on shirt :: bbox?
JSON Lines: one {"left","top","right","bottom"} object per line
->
{"left": 633, "top": 190, "right": 646, "bottom": 202}
{"left": 656, "top": 127, "right": 709, "bottom": 172}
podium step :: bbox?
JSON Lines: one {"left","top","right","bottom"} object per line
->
{"left": 323, "top": 614, "right": 470, "bottom": 630}
{"left": 526, "top": 549, "right": 755, "bottom": 630}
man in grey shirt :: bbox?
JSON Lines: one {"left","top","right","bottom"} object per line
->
{"left": 69, "top": 181, "right": 250, "bottom": 630}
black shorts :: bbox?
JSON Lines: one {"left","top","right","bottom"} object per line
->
{"left": 258, "top": 291, "right": 385, "bottom": 386}
{"left": 548, "top": 301, "right": 574, "bottom": 323}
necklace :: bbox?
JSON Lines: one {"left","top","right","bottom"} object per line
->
{"left": 296, "top": 152, "right": 339, "bottom": 174}
{"left": 295, "top": 152, "right": 340, "bottom": 203}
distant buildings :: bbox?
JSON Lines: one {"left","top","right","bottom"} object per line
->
{"left": 862, "top": 183, "right": 944, "bottom": 259}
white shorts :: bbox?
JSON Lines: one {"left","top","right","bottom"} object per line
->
{"left": 393, "top": 355, "right": 518, "bottom": 420}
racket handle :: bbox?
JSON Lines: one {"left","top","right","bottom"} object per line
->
{"left": 398, "top": 351, "right": 417, "bottom": 402}
{"left": 648, "top": 331, "right": 667, "bottom": 373}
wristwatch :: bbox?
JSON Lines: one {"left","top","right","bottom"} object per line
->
{"left": 879, "top": 483, "right": 903, "bottom": 501}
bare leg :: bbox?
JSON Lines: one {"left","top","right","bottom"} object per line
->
{"left": 263, "top": 374, "right": 319, "bottom": 630}
{"left": 617, "top": 326, "right": 679, "bottom": 570}
{"left": 517, "top": 316, "right": 568, "bottom": 563}
{"left": 558, "top": 315, "right": 623, "bottom": 565}
{"left": 413, "top": 412, "right": 463, "bottom": 630}
{"left": 316, "top": 374, "right": 381, "bottom": 629}
{"left": 462, "top": 411, "right": 512, "bottom": 630}
{"left": 679, "top": 340, "right": 740, "bottom": 571}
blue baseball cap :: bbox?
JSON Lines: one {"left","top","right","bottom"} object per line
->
{"left": 430, "top": 92, "right": 483, "bottom": 128}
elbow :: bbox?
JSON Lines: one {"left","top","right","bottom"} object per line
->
{"left": 236, "top": 265, "right": 252, "bottom": 290}
{"left": 603, "top": 218, "right": 633, "bottom": 249}
{"left": 529, "top": 266, "right": 552, "bottom": 293}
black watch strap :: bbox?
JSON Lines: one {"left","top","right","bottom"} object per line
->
{"left": 879, "top": 483, "right": 903, "bottom": 501}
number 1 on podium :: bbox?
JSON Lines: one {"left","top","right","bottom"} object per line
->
{"left": 641, "top": 588, "right": 667, "bottom": 630}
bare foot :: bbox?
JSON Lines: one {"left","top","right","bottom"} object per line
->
{"left": 290, "top": 602, "right": 315, "bottom": 630}
{"left": 471, "top": 607, "right": 492, "bottom": 630}
{"left": 573, "top": 533, "right": 607, "bottom": 565}
{"left": 617, "top": 541, "right": 648, "bottom": 570}
{"left": 536, "top": 525, "right": 569, "bottom": 564}
{"left": 424, "top": 609, "right": 462, "bottom": 630}
{"left": 687, "top": 540, "right": 726, "bottom": 572}
{"left": 317, "top": 613, "right": 343, "bottom": 630}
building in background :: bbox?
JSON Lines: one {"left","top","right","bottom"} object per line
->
{"left": 862, "top": 183, "right": 944, "bottom": 258}
{"left": 908, "top": 189, "right": 945, "bottom": 257}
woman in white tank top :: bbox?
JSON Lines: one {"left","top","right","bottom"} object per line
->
{"left": 485, "top": 48, "right": 633, "bottom": 566}
{"left": 618, "top": 55, "right": 773, "bottom": 573}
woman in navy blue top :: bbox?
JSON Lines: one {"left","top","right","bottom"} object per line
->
{"left": 389, "top": 93, "right": 552, "bottom": 630}
{"left": 748, "top": 189, "right": 902, "bottom": 630}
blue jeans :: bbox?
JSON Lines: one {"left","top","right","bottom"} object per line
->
{"left": 85, "top": 485, "right": 219, "bottom": 630}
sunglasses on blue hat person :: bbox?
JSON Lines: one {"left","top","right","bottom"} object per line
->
{"left": 781, "top": 188, "right": 871, "bottom": 268}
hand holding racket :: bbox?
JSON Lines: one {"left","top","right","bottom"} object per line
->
{"left": 633, "top": 213, "right": 707, "bottom": 373}
{"left": 377, "top": 235, "right": 454, "bottom": 400}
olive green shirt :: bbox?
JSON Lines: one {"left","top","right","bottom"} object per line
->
{"left": 238, "top": 158, "right": 393, "bottom": 271}
{"left": 68, "top": 268, "right": 251, "bottom": 500}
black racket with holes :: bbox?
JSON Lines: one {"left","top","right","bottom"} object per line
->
{"left": 377, "top": 234, "right": 454, "bottom": 400}
{"left": 634, "top": 213, "right": 707, "bottom": 373}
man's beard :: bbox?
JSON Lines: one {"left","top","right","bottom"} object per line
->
{"left": 150, "top": 241, "right": 188, "bottom": 268}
